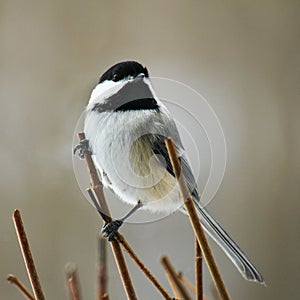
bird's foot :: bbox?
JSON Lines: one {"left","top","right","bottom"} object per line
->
{"left": 73, "top": 139, "right": 91, "bottom": 159}
{"left": 101, "top": 220, "right": 123, "bottom": 241}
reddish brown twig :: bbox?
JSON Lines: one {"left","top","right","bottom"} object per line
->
{"left": 110, "top": 241, "right": 137, "bottom": 300}
{"left": 13, "top": 209, "right": 45, "bottom": 300}
{"left": 7, "top": 274, "right": 35, "bottom": 300}
{"left": 78, "top": 133, "right": 137, "bottom": 300}
{"left": 102, "top": 293, "right": 110, "bottom": 300}
{"left": 116, "top": 234, "right": 174, "bottom": 300}
{"left": 195, "top": 238, "right": 203, "bottom": 300}
{"left": 164, "top": 269, "right": 181, "bottom": 300}
{"left": 77, "top": 132, "right": 110, "bottom": 219}
{"left": 161, "top": 256, "right": 192, "bottom": 300}
{"left": 65, "top": 263, "right": 81, "bottom": 300}
{"left": 87, "top": 188, "right": 140, "bottom": 300}
{"left": 98, "top": 235, "right": 108, "bottom": 300}
{"left": 87, "top": 190, "right": 174, "bottom": 300}
{"left": 79, "top": 132, "right": 174, "bottom": 300}
{"left": 165, "top": 138, "right": 230, "bottom": 300}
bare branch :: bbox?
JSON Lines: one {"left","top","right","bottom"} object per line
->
{"left": 195, "top": 239, "right": 203, "bottom": 300}
{"left": 13, "top": 209, "right": 45, "bottom": 300}
{"left": 98, "top": 236, "right": 108, "bottom": 300}
{"left": 116, "top": 234, "right": 174, "bottom": 300}
{"left": 7, "top": 274, "right": 35, "bottom": 300}
{"left": 79, "top": 132, "right": 174, "bottom": 300}
{"left": 65, "top": 263, "right": 81, "bottom": 300}
{"left": 165, "top": 138, "right": 230, "bottom": 300}
{"left": 102, "top": 293, "right": 110, "bottom": 300}
{"left": 78, "top": 133, "right": 137, "bottom": 300}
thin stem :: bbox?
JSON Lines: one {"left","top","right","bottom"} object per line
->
{"left": 80, "top": 132, "right": 174, "bottom": 300}
{"left": 161, "top": 256, "right": 192, "bottom": 300}
{"left": 115, "top": 234, "right": 174, "bottom": 300}
{"left": 164, "top": 270, "right": 181, "bottom": 299}
{"left": 77, "top": 132, "right": 137, "bottom": 300}
{"left": 13, "top": 209, "right": 45, "bottom": 300}
{"left": 119, "top": 201, "right": 143, "bottom": 222}
{"left": 102, "top": 294, "right": 110, "bottom": 300}
{"left": 98, "top": 236, "right": 108, "bottom": 300}
{"left": 77, "top": 132, "right": 110, "bottom": 219}
{"left": 110, "top": 239, "right": 137, "bottom": 300}
{"left": 165, "top": 138, "right": 230, "bottom": 300}
{"left": 65, "top": 263, "right": 81, "bottom": 300}
{"left": 7, "top": 274, "right": 35, "bottom": 300}
{"left": 195, "top": 238, "right": 203, "bottom": 300}
{"left": 86, "top": 187, "right": 136, "bottom": 300}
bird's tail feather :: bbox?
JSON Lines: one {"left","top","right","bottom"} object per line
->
{"left": 189, "top": 200, "right": 264, "bottom": 284}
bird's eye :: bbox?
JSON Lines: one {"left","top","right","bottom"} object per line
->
{"left": 112, "top": 73, "right": 120, "bottom": 81}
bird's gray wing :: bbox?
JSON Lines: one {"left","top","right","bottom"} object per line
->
{"left": 146, "top": 134, "right": 264, "bottom": 284}
{"left": 147, "top": 133, "right": 199, "bottom": 199}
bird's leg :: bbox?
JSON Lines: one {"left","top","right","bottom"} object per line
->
{"left": 102, "top": 201, "right": 143, "bottom": 241}
{"left": 73, "top": 138, "right": 92, "bottom": 159}
{"left": 119, "top": 200, "right": 143, "bottom": 222}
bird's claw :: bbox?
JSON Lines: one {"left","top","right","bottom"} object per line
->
{"left": 73, "top": 139, "right": 91, "bottom": 159}
{"left": 101, "top": 220, "right": 123, "bottom": 241}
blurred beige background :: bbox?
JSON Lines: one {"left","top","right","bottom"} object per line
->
{"left": 1, "top": 1, "right": 299, "bottom": 299}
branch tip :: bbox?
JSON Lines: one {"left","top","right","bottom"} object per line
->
{"left": 7, "top": 274, "right": 35, "bottom": 300}
{"left": 12, "top": 209, "right": 45, "bottom": 300}
{"left": 165, "top": 138, "right": 230, "bottom": 300}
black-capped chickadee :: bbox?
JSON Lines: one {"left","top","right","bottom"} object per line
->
{"left": 81, "top": 61, "right": 264, "bottom": 284}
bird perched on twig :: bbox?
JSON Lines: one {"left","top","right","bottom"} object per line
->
{"left": 75, "top": 60, "right": 264, "bottom": 284}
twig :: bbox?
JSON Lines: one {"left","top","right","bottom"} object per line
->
{"left": 13, "top": 209, "right": 45, "bottom": 300}
{"left": 165, "top": 138, "right": 230, "bottom": 300}
{"left": 161, "top": 256, "right": 192, "bottom": 300}
{"left": 164, "top": 269, "right": 181, "bottom": 299}
{"left": 77, "top": 132, "right": 110, "bottom": 220}
{"left": 65, "top": 263, "right": 81, "bottom": 300}
{"left": 77, "top": 133, "right": 137, "bottom": 300}
{"left": 86, "top": 189, "right": 138, "bottom": 300}
{"left": 87, "top": 188, "right": 173, "bottom": 300}
{"left": 79, "top": 132, "right": 174, "bottom": 300}
{"left": 115, "top": 234, "right": 174, "bottom": 300}
{"left": 98, "top": 235, "right": 108, "bottom": 300}
{"left": 177, "top": 272, "right": 196, "bottom": 294}
{"left": 7, "top": 274, "right": 35, "bottom": 300}
{"left": 102, "top": 293, "right": 110, "bottom": 300}
{"left": 111, "top": 239, "right": 138, "bottom": 300}
{"left": 195, "top": 238, "right": 203, "bottom": 300}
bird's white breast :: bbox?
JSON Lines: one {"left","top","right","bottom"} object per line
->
{"left": 84, "top": 109, "right": 183, "bottom": 213}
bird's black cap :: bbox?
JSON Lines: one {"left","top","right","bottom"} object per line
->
{"left": 99, "top": 61, "right": 149, "bottom": 83}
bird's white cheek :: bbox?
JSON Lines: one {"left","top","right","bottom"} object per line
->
{"left": 87, "top": 80, "right": 127, "bottom": 110}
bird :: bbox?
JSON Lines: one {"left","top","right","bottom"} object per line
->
{"left": 78, "top": 60, "right": 264, "bottom": 284}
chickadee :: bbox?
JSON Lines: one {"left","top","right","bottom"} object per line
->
{"left": 81, "top": 61, "right": 264, "bottom": 284}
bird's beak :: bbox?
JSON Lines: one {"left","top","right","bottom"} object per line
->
{"left": 136, "top": 73, "right": 145, "bottom": 79}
